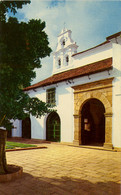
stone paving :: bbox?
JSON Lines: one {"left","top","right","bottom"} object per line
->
{"left": 0, "top": 141, "right": 121, "bottom": 195}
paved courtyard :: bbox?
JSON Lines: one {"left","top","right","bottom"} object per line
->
{"left": 0, "top": 141, "right": 121, "bottom": 195}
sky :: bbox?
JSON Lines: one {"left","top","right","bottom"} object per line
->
{"left": 9, "top": 0, "right": 121, "bottom": 84}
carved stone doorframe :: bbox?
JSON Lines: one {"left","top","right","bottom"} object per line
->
{"left": 72, "top": 78, "right": 113, "bottom": 149}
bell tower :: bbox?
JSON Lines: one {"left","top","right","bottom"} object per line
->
{"left": 52, "top": 28, "right": 78, "bottom": 74}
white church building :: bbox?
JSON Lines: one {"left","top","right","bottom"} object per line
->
{"left": 12, "top": 28, "right": 121, "bottom": 150}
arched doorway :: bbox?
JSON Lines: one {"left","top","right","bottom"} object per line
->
{"left": 22, "top": 117, "right": 31, "bottom": 139}
{"left": 46, "top": 112, "right": 61, "bottom": 142}
{"left": 81, "top": 98, "right": 105, "bottom": 146}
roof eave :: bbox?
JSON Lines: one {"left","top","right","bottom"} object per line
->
{"left": 24, "top": 65, "right": 113, "bottom": 91}
{"left": 72, "top": 40, "right": 110, "bottom": 57}
{"left": 106, "top": 31, "right": 121, "bottom": 41}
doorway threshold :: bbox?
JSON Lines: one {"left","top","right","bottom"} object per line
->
{"left": 68, "top": 144, "right": 117, "bottom": 152}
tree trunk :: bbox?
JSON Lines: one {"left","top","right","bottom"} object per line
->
{"left": 0, "top": 129, "right": 7, "bottom": 174}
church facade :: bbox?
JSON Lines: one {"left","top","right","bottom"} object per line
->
{"left": 12, "top": 28, "right": 121, "bottom": 150}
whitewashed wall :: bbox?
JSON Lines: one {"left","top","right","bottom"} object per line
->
{"left": 73, "top": 42, "right": 112, "bottom": 68}
{"left": 112, "top": 41, "right": 121, "bottom": 148}
{"left": 28, "top": 82, "right": 74, "bottom": 142}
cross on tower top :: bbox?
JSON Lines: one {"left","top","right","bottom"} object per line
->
{"left": 63, "top": 22, "right": 66, "bottom": 31}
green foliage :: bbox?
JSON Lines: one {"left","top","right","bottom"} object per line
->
{"left": 0, "top": 3, "right": 53, "bottom": 130}
{"left": 0, "top": 0, "right": 30, "bottom": 21}
{"left": 0, "top": 17, "right": 52, "bottom": 87}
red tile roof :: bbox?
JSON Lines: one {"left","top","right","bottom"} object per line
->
{"left": 24, "top": 58, "right": 112, "bottom": 91}
{"left": 106, "top": 31, "right": 121, "bottom": 41}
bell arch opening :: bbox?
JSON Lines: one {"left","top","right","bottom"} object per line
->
{"left": 46, "top": 112, "right": 61, "bottom": 142}
{"left": 22, "top": 117, "right": 31, "bottom": 139}
{"left": 81, "top": 98, "right": 105, "bottom": 146}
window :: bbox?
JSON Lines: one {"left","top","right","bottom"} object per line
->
{"left": 58, "top": 58, "right": 61, "bottom": 68}
{"left": 46, "top": 88, "right": 56, "bottom": 105}
{"left": 62, "top": 39, "right": 65, "bottom": 46}
{"left": 66, "top": 55, "right": 69, "bottom": 65}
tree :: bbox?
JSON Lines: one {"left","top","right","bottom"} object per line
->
{"left": 0, "top": 1, "right": 53, "bottom": 174}
{"left": 0, "top": 0, "right": 30, "bottom": 21}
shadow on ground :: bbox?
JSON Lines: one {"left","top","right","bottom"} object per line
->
{"left": 0, "top": 172, "right": 120, "bottom": 195}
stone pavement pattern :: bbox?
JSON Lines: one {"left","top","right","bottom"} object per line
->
{"left": 0, "top": 142, "right": 121, "bottom": 195}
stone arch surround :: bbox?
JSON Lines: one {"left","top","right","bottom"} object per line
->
{"left": 72, "top": 78, "right": 113, "bottom": 148}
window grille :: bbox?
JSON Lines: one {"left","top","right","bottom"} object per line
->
{"left": 46, "top": 88, "right": 56, "bottom": 105}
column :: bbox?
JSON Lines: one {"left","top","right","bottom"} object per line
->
{"left": 73, "top": 114, "right": 81, "bottom": 145}
{"left": 104, "top": 112, "right": 113, "bottom": 149}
